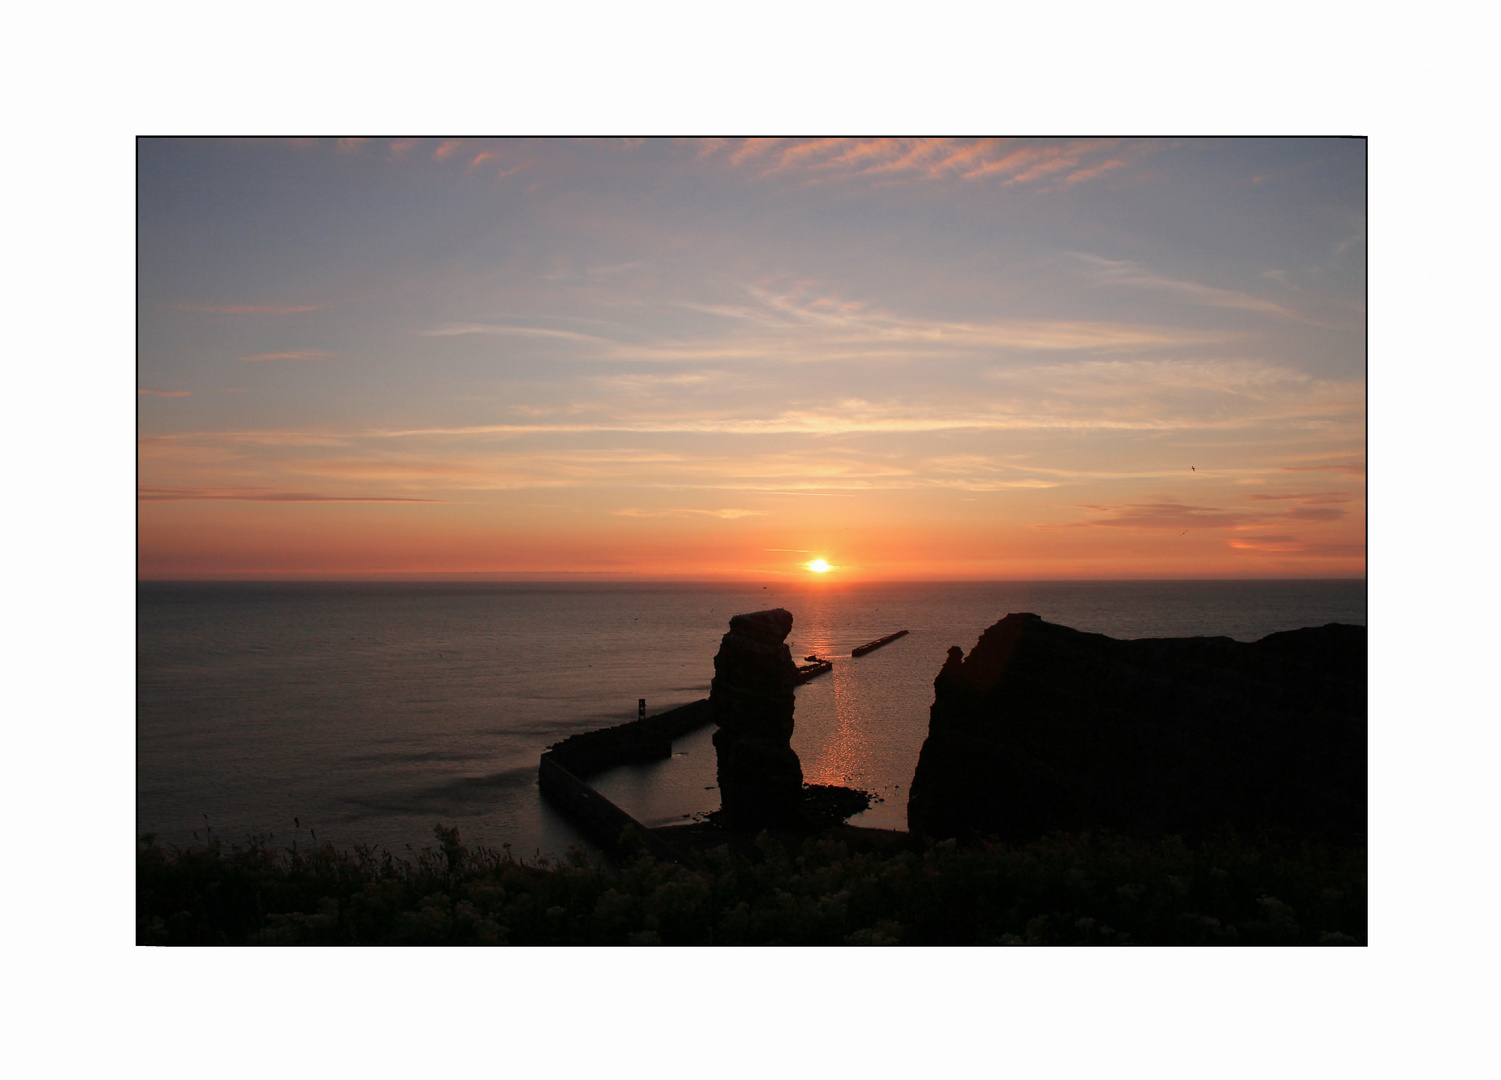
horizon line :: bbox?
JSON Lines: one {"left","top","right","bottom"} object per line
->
{"left": 137, "top": 573, "right": 1368, "bottom": 584}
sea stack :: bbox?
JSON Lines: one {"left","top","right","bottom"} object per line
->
{"left": 710, "top": 608, "right": 805, "bottom": 828}
{"left": 907, "top": 613, "right": 1367, "bottom": 842}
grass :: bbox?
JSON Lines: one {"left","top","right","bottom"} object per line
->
{"left": 138, "top": 823, "right": 1365, "bottom": 946}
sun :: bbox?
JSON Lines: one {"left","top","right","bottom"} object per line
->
{"left": 806, "top": 559, "right": 831, "bottom": 573}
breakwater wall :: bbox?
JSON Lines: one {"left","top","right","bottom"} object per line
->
{"left": 538, "top": 698, "right": 714, "bottom": 861}
{"left": 852, "top": 630, "right": 909, "bottom": 657}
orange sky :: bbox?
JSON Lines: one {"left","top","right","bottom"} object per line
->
{"left": 138, "top": 138, "right": 1366, "bottom": 580}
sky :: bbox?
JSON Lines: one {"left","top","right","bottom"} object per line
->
{"left": 137, "top": 136, "right": 1366, "bottom": 580}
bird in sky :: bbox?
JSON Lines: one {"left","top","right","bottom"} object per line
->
{"left": 1190, "top": 466, "right": 1196, "bottom": 471}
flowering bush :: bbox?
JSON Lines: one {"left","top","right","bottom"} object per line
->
{"left": 137, "top": 824, "right": 1365, "bottom": 945}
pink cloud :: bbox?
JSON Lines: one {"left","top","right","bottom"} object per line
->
{"left": 1246, "top": 492, "right": 1351, "bottom": 504}
{"left": 434, "top": 139, "right": 462, "bottom": 162}
{"left": 1063, "top": 159, "right": 1128, "bottom": 186}
{"left": 707, "top": 138, "right": 1143, "bottom": 192}
{"left": 1055, "top": 496, "right": 1352, "bottom": 532}
{"left": 470, "top": 151, "right": 499, "bottom": 168}
{"left": 138, "top": 387, "right": 191, "bottom": 397}
{"left": 729, "top": 138, "right": 784, "bottom": 166}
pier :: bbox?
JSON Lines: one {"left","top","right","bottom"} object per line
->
{"left": 851, "top": 629, "right": 909, "bottom": 657}
{"left": 795, "top": 657, "right": 833, "bottom": 682}
{"left": 537, "top": 698, "right": 714, "bottom": 862}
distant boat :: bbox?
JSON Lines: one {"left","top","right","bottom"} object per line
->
{"left": 851, "top": 630, "right": 909, "bottom": 657}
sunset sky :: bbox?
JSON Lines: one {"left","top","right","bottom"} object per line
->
{"left": 138, "top": 137, "right": 1366, "bottom": 580}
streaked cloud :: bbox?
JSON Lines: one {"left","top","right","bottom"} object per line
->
{"left": 1073, "top": 254, "right": 1305, "bottom": 321}
{"left": 237, "top": 350, "right": 336, "bottom": 362}
{"left": 420, "top": 295, "right": 1232, "bottom": 368}
{"left": 700, "top": 137, "right": 1157, "bottom": 191}
{"left": 1057, "top": 498, "right": 1348, "bottom": 531}
{"left": 137, "top": 487, "right": 445, "bottom": 502}
{"left": 174, "top": 302, "right": 325, "bottom": 314}
{"left": 1245, "top": 492, "right": 1352, "bottom": 504}
{"left": 138, "top": 137, "right": 1365, "bottom": 578}
{"left": 421, "top": 324, "right": 612, "bottom": 344}
{"left": 613, "top": 507, "right": 766, "bottom": 519}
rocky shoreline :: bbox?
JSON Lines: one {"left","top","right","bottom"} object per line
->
{"left": 543, "top": 608, "right": 1365, "bottom": 865}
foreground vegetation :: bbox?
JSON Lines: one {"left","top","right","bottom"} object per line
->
{"left": 138, "top": 825, "right": 1365, "bottom": 945}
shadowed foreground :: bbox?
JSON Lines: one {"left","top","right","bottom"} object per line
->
{"left": 137, "top": 823, "right": 1365, "bottom": 945}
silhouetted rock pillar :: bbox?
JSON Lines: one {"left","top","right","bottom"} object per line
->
{"left": 710, "top": 608, "right": 804, "bottom": 828}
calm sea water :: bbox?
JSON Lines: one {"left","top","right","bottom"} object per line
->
{"left": 137, "top": 580, "right": 1366, "bottom": 856}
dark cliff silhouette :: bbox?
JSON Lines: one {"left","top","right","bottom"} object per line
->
{"left": 907, "top": 613, "right": 1366, "bottom": 842}
{"left": 710, "top": 609, "right": 806, "bottom": 828}
{"left": 705, "top": 608, "right": 871, "bottom": 831}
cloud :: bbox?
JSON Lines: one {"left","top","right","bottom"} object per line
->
{"left": 237, "top": 350, "right": 336, "bottom": 362}
{"left": 1245, "top": 492, "right": 1352, "bottom": 505}
{"left": 421, "top": 324, "right": 610, "bottom": 344}
{"left": 1064, "top": 500, "right": 1261, "bottom": 530}
{"left": 708, "top": 138, "right": 1154, "bottom": 191}
{"left": 614, "top": 507, "right": 765, "bottom": 519}
{"left": 434, "top": 139, "right": 462, "bottom": 162}
{"left": 138, "top": 387, "right": 191, "bottom": 397}
{"left": 1278, "top": 460, "right": 1367, "bottom": 476}
{"left": 1226, "top": 537, "right": 1308, "bottom": 553}
{"left": 1057, "top": 497, "right": 1348, "bottom": 531}
{"left": 1283, "top": 506, "right": 1346, "bottom": 521}
{"left": 175, "top": 303, "right": 325, "bottom": 314}
{"left": 140, "top": 430, "right": 351, "bottom": 448}
{"left": 137, "top": 487, "right": 444, "bottom": 502}
{"left": 1073, "top": 254, "right": 1305, "bottom": 321}
{"left": 422, "top": 286, "right": 1233, "bottom": 370}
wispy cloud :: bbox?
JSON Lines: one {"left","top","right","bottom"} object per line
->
{"left": 1245, "top": 492, "right": 1352, "bottom": 505}
{"left": 701, "top": 137, "right": 1157, "bottom": 190}
{"left": 421, "top": 286, "right": 1232, "bottom": 369}
{"left": 140, "top": 430, "right": 352, "bottom": 448}
{"left": 1073, "top": 254, "right": 1306, "bottom": 322}
{"left": 613, "top": 507, "right": 765, "bottom": 519}
{"left": 237, "top": 350, "right": 336, "bottom": 362}
{"left": 1062, "top": 500, "right": 1262, "bottom": 530}
{"left": 175, "top": 302, "right": 325, "bottom": 314}
{"left": 138, "top": 387, "right": 191, "bottom": 397}
{"left": 1056, "top": 498, "right": 1348, "bottom": 531}
{"left": 421, "top": 324, "right": 611, "bottom": 344}
{"left": 137, "top": 487, "right": 445, "bottom": 502}
{"left": 1278, "top": 459, "right": 1367, "bottom": 476}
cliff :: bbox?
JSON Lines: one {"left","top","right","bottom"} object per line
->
{"left": 710, "top": 608, "right": 806, "bottom": 828}
{"left": 906, "top": 613, "right": 1366, "bottom": 842}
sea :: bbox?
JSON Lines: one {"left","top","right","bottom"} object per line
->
{"left": 137, "top": 579, "right": 1366, "bottom": 857}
